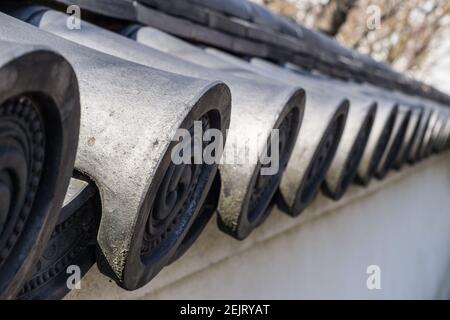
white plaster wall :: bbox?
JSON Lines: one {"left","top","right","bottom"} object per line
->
{"left": 67, "top": 153, "right": 450, "bottom": 299}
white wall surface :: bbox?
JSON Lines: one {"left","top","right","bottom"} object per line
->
{"left": 67, "top": 153, "right": 450, "bottom": 299}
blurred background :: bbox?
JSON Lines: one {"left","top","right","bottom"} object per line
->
{"left": 251, "top": 0, "right": 450, "bottom": 94}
